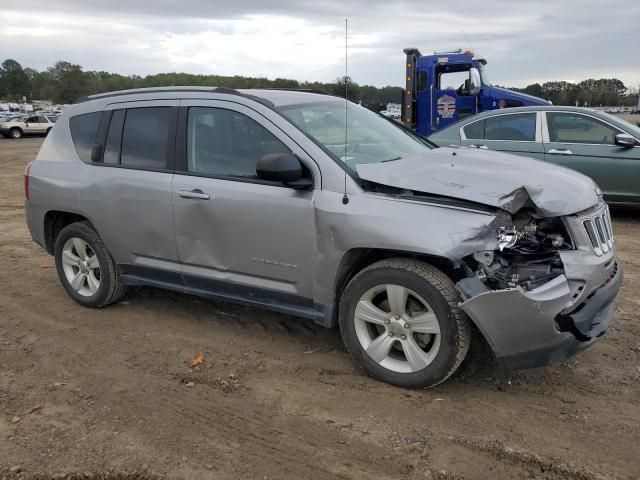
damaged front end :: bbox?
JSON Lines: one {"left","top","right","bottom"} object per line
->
{"left": 454, "top": 203, "right": 622, "bottom": 369}
{"left": 354, "top": 150, "right": 622, "bottom": 367}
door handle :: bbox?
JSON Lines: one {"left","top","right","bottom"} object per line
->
{"left": 470, "top": 144, "right": 488, "bottom": 149}
{"left": 178, "top": 189, "right": 210, "bottom": 200}
{"left": 547, "top": 148, "right": 573, "bottom": 155}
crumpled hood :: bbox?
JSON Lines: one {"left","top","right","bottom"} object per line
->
{"left": 356, "top": 148, "right": 600, "bottom": 216}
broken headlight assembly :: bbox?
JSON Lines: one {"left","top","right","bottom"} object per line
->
{"left": 467, "top": 215, "right": 573, "bottom": 292}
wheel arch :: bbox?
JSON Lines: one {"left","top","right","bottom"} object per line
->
{"left": 332, "top": 249, "right": 496, "bottom": 363}
{"left": 43, "top": 210, "right": 95, "bottom": 255}
{"left": 333, "top": 248, "right": 459, "bottom": 312}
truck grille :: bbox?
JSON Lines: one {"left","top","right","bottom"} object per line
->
{"left": 582, "top": 205, "right": 614, "bottom": 256}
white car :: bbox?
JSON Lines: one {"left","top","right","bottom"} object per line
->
{"left": 0, "top": 114, "right": 57, "bottom": 139}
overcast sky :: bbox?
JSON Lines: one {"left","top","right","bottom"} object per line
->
{"left": 1, "top": 0, "right": 638, "bottom": 89}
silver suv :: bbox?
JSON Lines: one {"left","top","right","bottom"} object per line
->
{"left": 24, "top": 87, "right": 622, "bottom": 388}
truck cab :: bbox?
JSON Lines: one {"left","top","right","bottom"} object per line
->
{"left": 402, "top": 48, "right": 550, "bottom": 136}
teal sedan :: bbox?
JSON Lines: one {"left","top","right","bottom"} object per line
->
{"left": 428, "top": 106, "right": 640, "bottom": 205}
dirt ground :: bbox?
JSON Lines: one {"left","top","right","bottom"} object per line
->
{"left": 1, "top": 138, "right": 639, "bottom": 480}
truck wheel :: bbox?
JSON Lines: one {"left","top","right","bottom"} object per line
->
{"left": 9, "top": 128, "right": 22, "bottom": 139}
{"left": 339, "top": 258, "right": 470, "bottom": 388}
{"left": 54, "top": 222, "right": 126, "bottom": 308}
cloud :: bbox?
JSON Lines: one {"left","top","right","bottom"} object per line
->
{"left": 1, "top": 0, "right": 639, "bottom": 88}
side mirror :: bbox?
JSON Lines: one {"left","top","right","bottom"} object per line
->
{"left": 256, "top": 153, "right": 312, "bottom": 189}
{"left": 469, "top": 68, "right": 481, "bottom": 96}
{"left": 615, "top": 133, "right": 637, "bottom": 148}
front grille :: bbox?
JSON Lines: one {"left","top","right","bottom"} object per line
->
{"left": 582, "top": 205, "right": 614, "bottom": 256}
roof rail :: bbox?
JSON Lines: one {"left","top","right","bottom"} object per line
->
{"left": 76, "top": 86, "right": 219, "bottom": 103}
{"left": 264, "top": 87, "right": 333, "bottom": 96}
{"left": 74, "top": 86, "right": 275, "bottom": 108}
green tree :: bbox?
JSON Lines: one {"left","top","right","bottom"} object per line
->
{"left": 519, "top": 83, "right": 543, "bottom": 99}
{"left": 4, "top": 58, "right": 633, "bottom": 110}
{"left": 47, "top": 61, "right": 90, "bottom": 103}
{"left": 0, "top": 59, "right": 31, "bottom": 101}
{"left": 331, "top": 76, "right": 360, "bottom": 102}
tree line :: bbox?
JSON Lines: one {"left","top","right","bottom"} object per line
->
{"left": 510, "top": 79, "right": 638, "bottom": 107}
{"left": 0, "top": 58, "right": 637, "bottom": 108}
{"left": 0, "top": 59, "right": 402, "bottom": 107}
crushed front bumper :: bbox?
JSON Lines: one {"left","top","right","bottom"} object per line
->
{"left": 457, "top": 261, "right": 622, "bottom": 370}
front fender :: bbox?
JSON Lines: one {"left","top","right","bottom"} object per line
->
{"left": 311, "top": 190, "right": 507, "bottom": 306}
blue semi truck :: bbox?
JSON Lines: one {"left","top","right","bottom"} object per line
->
{"left": 402, "top": 48, "right": 550, "bottom": 136}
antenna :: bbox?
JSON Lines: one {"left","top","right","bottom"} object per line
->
{"left": 342, "top": 18, "right": 349, "bottom": 205}
{"left": 460, "top": 29, "right": 475, "bottom": 54}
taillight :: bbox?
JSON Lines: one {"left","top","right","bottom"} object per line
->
{"left": 24, "top": 162, "right": 32, "bottom": 201}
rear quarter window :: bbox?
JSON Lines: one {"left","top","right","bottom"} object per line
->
{"left": 69, "top": 112, "right": 102, "bottom": 163}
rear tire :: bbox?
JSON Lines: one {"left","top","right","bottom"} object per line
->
{"left": 339, "top": 258, "right": 470, "bottom": 388}
{"left": 54, "top": 222, "right": 126, "bottom": 308}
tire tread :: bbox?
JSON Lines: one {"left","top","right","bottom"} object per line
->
{"left": 54, "top": 221, "right": 125, "bottom": 308}
{"left": 339, "top": 257, "right": 470, "bottom": 388}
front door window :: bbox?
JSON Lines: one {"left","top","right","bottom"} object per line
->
{"left": 547, "top": 112, "right": 619, "bottom": 145}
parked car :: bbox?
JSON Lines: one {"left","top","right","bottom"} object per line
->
{"left": 429, "top": 106, "right": 640, "bottom": 206}
{"left": 24, "top": 88, "right": 622, "bottom": 388}
{"left": 0, "top": 114, "right": 57, "bottom": 139}
{"left": 0, "top": 114, "right": 24, "bottom": 122}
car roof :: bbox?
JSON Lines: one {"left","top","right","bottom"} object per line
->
{"left": 241, "top": 89, "right": 342, "bottom": 107}
{"left": 76, "top": 86, "right": 341, "bottom": 109}
{"left": 466, "top": 105, "right": 608, "bottom": 118}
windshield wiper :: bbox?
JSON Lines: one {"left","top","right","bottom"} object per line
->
{"left": 381, "top": 156, "right": 402, "bottom": 162}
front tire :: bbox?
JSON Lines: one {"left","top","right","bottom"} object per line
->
{"left": 339, "top": 258, "right": 470, "bottom": 388}
{"left": 54, "top": 222, "right": 126, "bottom": 308}
{"left": 9, "top": 128, "right": 22, "bottom": 139}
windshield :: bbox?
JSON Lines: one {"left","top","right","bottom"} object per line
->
{"left": 478, "top": 63, "right": 492, "bottom": 86}
{"left": 278, "top": 101, "right": 431, "bottom": 172}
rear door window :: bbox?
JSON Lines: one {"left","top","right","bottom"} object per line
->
{"left": 120, "top": 107, "right": 172, "bottom": 169}
{"left": 484, "top": 113, "right": 536, "bottom": 141}
{"left": 69, "top": 112, "right": 102, "bottom": 163}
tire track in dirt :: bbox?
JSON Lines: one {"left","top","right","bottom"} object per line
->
{"left": 153, "top": 396, "right": 396, "bottom": 479}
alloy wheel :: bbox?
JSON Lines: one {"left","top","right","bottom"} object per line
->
{"left": 354, "top": 284, "right": 441, "bottom": 373}
{"left": 61, "top": 237, "right": 101, "bottom": 297}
